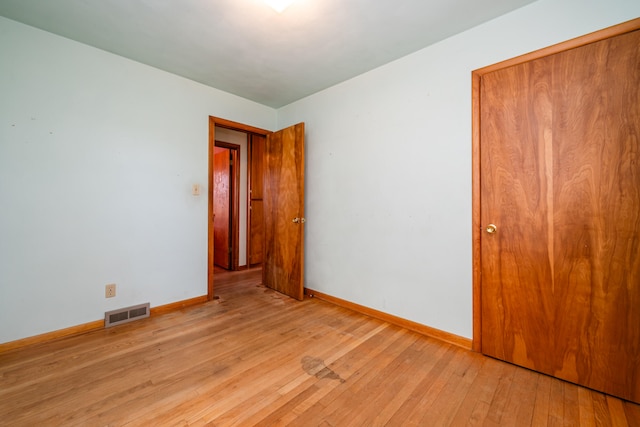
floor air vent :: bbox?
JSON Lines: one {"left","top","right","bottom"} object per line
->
{"left": 105, "top": 303, "right": 150, "bottom": 328}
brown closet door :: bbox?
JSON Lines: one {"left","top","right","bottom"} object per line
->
{"left": 479, "top": 29, "right": 640, "bottom": 403}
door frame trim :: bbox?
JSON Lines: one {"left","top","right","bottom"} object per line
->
{"left": 471, "top": 18, "right": 640, "bottom": 352}
{"left": 208, "top": 116, "right": 271, "bottom": 300}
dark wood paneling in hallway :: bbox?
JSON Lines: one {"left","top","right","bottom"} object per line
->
{"left": 1, "top": 269, "right": 638, "bottom": 425}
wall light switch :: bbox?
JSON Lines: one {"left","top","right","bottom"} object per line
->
{"left": 192, "top": 184, "right": 201, "bottom": 196}
{"left": 105, "top": 283, "right": 116, "bottom": 298}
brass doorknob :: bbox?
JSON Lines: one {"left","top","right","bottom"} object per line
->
{"left": 486, "top": 224, "right": 497, "bottom": 234}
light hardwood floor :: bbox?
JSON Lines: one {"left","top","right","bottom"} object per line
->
{"left": 1, "top": 268, "right": 638, "bottom": 426}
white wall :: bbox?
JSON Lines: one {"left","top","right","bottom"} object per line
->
{"left": 277, "top": 0, "right": 640, "bottom": 339}
{"left": 0, "top": 16, "right": 276, "bottom": 344}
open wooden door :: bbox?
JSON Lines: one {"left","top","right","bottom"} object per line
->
{"left": 213, "top": 147, "right": 231, "bottom": 269}
{"left": 474, "top": 21, "right": 640, "bottom": 403}
{"left": 263, "top": 123, "right": 305, "bottom": 300}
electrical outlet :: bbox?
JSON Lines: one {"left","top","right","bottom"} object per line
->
{"left": 105, "top": 284, "right": 116, "bottom": 298}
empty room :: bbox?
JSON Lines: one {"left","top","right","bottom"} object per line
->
{"left": 1, "top": 0, "right": 639, "bottom": 425}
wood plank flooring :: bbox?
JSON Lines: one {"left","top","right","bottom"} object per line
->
{"left": 1, "top": 268, "right": 638, "bottom": 426}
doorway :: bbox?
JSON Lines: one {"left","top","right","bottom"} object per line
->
{"left": 208, "top": 117, "right": 271, "bottom": 299}
{"left": 213, "top": 142, "right": 240, "bottom": 272}
{"left": 208, "top": 117, "right": 306, "bottom": 302}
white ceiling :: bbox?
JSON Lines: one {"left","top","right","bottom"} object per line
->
{"left": 0, "top": 0, "right": 537, "bottom": 108}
